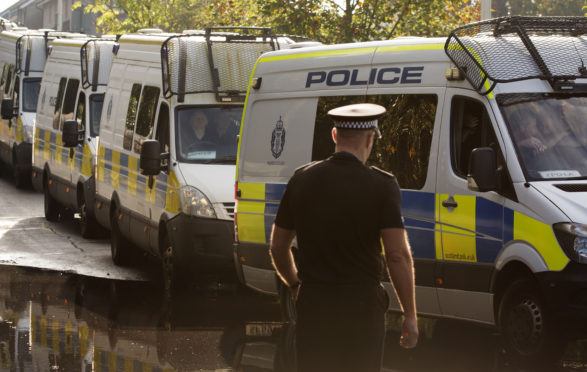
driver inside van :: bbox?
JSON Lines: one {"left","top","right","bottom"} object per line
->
{"left": 181, "top": 111, "right": 215, "bottom": 154}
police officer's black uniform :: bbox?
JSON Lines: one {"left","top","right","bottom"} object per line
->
{"left": 274, "top": 104, "right": 404, "bottom": 372}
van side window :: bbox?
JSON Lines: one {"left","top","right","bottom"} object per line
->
{"left": 53, "top": 78, "right": 67, "bottom": 130}
{"left": 75, "top": 91, "right": 86, "bottom": 133}
{"left": 123, "top": 83, "right": 141, "bottom": 151}
{"left": 155, "top": 103, "right": 170, "bottom": 154}
{"left": 133, "top": 86, "right": 160, "bottom": 154}
{"left": 450, "top": 96, "right": 517, "bottom": 200}
{"left": 60, "top": 79, "right": 80, "bottom": 130}
{"left": 13, "top": 76, "right": 19, "bottom": 109}
{"left": 450, "top": 97, "right": 496, "bottom": 177}
{"left": 312, "top": 94, "right": 437, "bottom": 190}
{"left": 4, "top": 64, "right": 14, "bottom": 95}
{"left": 0, "top": 64, "right": 7, "bottom": 91}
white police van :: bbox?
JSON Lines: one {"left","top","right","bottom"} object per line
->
{"left": 0, "top": 29, "right": 46, "bottom": 187}
{"left": 93, "top": 28, "right": 293, "bottom": 292}
{"left": 235, "top": 16, "right": 587, "bottom": 359}
{"left": 32, "top": 37, "right": 116, "bottom": 237}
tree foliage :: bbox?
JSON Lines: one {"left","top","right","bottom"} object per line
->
{"left": 76, "top": 0, "right": 585, "bottom": 40}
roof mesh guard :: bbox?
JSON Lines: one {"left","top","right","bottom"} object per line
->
{"left": 161, "top": 27, "right": 278, "bottom": 101}
{"left": 445, "top": 16, "right": 587, "bottom": 94}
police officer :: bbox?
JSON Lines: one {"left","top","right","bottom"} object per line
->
{"left": 270, "top": 103, "right": 418, "bottom": 372}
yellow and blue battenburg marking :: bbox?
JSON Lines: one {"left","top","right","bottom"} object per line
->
{"left": 30, "top": 314, "right": 90, "bottom": 359}
{"left": 93, "top": 347, "right": 174, "bottom": 372}
{"left": 98, "top": 146, "right": 181, "bottom": 213}
{"left": 237, "top": 186, "right": 569, "bottom": 271}
{"left": 34, "top": 127, "right": 94, "bottom": 177}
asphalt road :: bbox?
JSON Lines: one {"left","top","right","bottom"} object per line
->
{"left": 0, "top": 174, "right": 148, "bottom": 281}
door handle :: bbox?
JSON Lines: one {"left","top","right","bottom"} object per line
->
{"left": 442, "top": 196, "right": 458, "bottom": 209}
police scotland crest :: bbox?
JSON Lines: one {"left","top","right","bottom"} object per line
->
{"left": 271, "top": 116, "right": 286, "bottom": 159}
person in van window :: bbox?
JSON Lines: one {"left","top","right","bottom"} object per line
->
{"left": 270, "top": 103, "right": 418, "bottom": 372}
{"left": 181, "top": 110, "right": 214, "bottom": 153}
{"left": 210, "top": 110, "right": 238, "bottom": 146}
{"left": 460, "top": 105, "right": 482, "bottom": 173}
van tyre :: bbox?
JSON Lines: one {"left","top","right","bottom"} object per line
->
{"left": 110, "top": 206, "right": 133, "bottom": 266}
{"left": 498, "top": 279, "right": 565, "bottom": 362}
{"left": 79, "top": 192, "right": 99, "bottom": 238}
{"left": 44, "top": 179, "right": 61, "bottom": 221}
{"left": 13, "top": 158, "right": 27, "bottom": 189}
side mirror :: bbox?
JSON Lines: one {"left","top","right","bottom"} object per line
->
{"left": 140, "top": 139, "right": 162, "bottom": 176}
{"left": 62, "top": 120, "right": 83, "bottom": 148}
{"left": 1, "top": 98, "right": 14, "bottom": 120}
{"left": 467, "top": 147, "right": 499, "bottom": 192}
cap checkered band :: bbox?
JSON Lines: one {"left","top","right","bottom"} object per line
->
{"left": 333, "top": 119, "right": 378, "bottom": 129}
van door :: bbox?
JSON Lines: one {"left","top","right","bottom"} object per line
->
{"left": 436, "top": 90, "right": 513, "bottom": 324}
{"left": 73, "top": 91, "right": 86, "bottom": 185}
{"left": 149, "top": 101, "right": 170, "bottom": 253}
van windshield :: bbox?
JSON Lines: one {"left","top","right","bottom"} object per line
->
{"left": 176, "top": 106, "right": 242, "bottom": 164}
{"left": 89, "top": 94, "right": 104, "bottom": 137}
{"left": 22, "top": 77, "right": 41, "bottom": 112}
{"left": 499, "top": 93, "right": 587, "bottom": 181}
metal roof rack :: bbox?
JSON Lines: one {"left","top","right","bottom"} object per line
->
{"left": 445, "top": 16, "right": 587, "bottom": 95}
{"left": 161, "top": 27, "right": 278, "bottom": 102}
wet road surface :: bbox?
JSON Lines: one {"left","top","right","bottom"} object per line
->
{"left": 0, "top": 174, "right": 586, "bottom": 371}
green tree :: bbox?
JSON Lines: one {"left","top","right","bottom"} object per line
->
{"left": 74, "top": 0, "right": 202, "bottom": 34}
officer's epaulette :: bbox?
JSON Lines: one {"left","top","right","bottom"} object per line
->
{"left": 294, "top": 160, "right": 322, "bottom": 175}
{"left": 370, "top": 165, "right": 395, "bottom": 179}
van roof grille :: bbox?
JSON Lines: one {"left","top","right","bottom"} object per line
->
{"left": 161, "top": 27, "right": 278, "bottom": 102}
{"left": 445, "top": 16, "right": 587, "bottom": 95}
{"left": 554, "top": 184, "right": 587, "bottom": 192}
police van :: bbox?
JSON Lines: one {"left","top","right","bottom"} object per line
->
{"left": 235, "top": 17, "right": 587, "bottom": 359}
{"left": 0, "top": 29, "right": 46, "bottom": 187}
{"left": 93, "top": 28, "right": 290, "bottom": 291}
{"left": 32, "top": 37, "right": 116, "bottom": 238}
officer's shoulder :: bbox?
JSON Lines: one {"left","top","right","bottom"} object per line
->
{"left": 369, "top": 166, "right": 399, "bottom": 184}
{"left": 293, "top": 160, "right": 324, "bottom": 175}
{"left": 369, "top": 166, "right": 395, "bottom": 179}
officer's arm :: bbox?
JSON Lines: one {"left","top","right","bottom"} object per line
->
{"left": 269, "top": 224, "right": 299, "bottom": 287}
{"left": 381, "top": 227, "right": 419, "bottom": 348}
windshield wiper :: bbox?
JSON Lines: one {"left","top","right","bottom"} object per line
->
{"left": 199, "top": 155, "right": 237, "bottom": 164}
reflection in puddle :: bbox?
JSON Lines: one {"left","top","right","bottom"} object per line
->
{"left": 0, "top": 266, "right": 585, "bottom": 371}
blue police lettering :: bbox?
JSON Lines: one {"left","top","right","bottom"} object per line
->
{"left": 401, "top": 66, "right": 424, "bottom": 84}
{"left": 305, "top": 66, "right": 424, "bottom": 88}
{"left": 327, "top": 70, "right": 350, "bottom": 86}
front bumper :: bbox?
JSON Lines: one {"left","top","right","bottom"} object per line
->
{"left": 235, "top": 241, "right": 279, "bottom": 295}
{"left": 167, "top": 213, "right": 235, "bottom": 271}
{"left": 537, "top": 262, "right": 587, "bottom": 337}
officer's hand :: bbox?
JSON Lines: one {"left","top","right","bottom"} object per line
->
{"left": 290, "top": 286, "right": 300, "bottom": 303}
{"left": 399, "top": 316, "right": 418, "bottom": 349}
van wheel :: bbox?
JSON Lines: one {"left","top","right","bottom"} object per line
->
{"left": 79, "top": 192, "right": 99, "bottom": 238}
{"left": 161, "top": 232, "right": 178, "bottom": 299}
{"left": 13, "top": 157, "right": 27, "bottom": 189}
{"left": 498, "top": 279, "right": 565, "bottom": 362}
{"left": 279, "top": 283, "right": 297, "bottom": 323}
{"left": 110, "top": 206, "right": 132, "bottom": 266}
{"left": 44, "top": 178, "right": 61, "bottom": 222}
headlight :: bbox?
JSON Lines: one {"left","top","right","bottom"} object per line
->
{"left": 179, "top": 186, "right": 216, "bottom": 218}
{"left": 23, "top": 125, "right": 33, "bottom": 143}
{"left": 554, "top": 223, "right": 587, "bottom": 264}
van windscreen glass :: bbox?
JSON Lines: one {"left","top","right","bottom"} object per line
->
{"left": 22, "top": 78, "right": 41, "bottom": 112}
{"left": 89, "top": 94, "right": 104, "bottom": 137}
{"left": 498, "top": 93, "right": 587, "bottom": 181}
{"left": 176, "top": 106, "right": 242, "bottom": 164}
